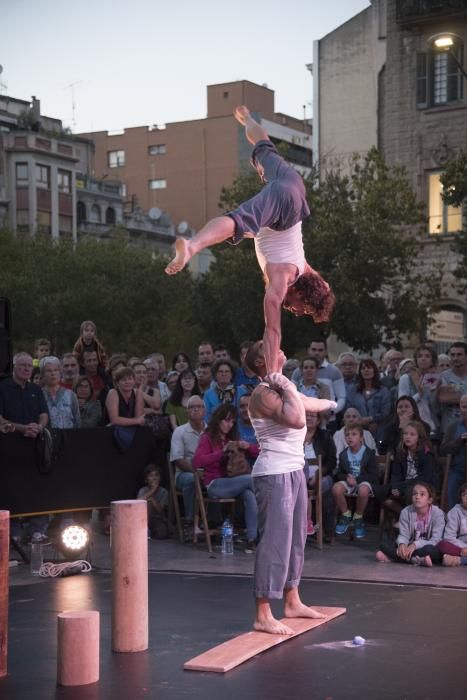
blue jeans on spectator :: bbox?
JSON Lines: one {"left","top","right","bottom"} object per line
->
{"left": 207, "top": 475, "right": 258, "bottom": 542}
{"left": 175, "top": 471, "right": 195, "bottom": 521}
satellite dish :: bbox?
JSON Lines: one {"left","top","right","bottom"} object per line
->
{"left": 148, "top": 207, "right": 161, "bottom": 220}
{"left": 177, "top": 221, "right": 189, "bottom": 234}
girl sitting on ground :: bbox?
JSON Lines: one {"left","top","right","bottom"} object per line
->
{"left": 438, "top": 483, "right": 467, "bottom": 567}
{"left": 376, "top": 482, "right": 445, "bottom": 566}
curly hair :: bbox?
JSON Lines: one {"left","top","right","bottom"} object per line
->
{"left": 286, "top": 271, "right": 335, "bottom": 323}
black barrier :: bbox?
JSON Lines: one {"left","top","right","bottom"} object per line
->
{"left": 0, "top": 426, "right": 167, "bottom": 515}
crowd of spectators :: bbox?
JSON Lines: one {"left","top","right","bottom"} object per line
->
{"left": 0, "top": 321, "right": 466, "bottom": 563}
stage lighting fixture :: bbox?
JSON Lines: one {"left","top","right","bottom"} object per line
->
{"left": 60, "top": 524, "right": 90, "bottom": 557}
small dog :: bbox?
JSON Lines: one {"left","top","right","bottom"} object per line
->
{"left": 225, "top": 442, "right": 251, "bottom": 477}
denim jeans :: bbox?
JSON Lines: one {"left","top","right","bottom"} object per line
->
{"left": 175, "top": 471, "right": 195, "bottom": 521}
{"left": 207, "top": 474, "right": 257, "bottom": 541}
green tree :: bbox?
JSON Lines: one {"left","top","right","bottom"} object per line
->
{"left": 440, "top": 151, "right": 467, "bottom": 292}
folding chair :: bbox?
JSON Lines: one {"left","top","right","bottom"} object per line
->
{"left": 167, "top": 457, "right": 185, "bottom": 543}
{"left": 193, "top": 469, "right": 236, "bottom": 554}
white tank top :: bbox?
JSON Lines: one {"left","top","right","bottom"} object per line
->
{"left": 250, "top": 414, "right": 306, "bottom": 477}
{"left": 254, "top": 222, "right": 305, "bottom": 279}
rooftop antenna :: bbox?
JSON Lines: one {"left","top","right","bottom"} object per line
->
{"left": 63, "top": 80, "right": 83, "bottom": 132}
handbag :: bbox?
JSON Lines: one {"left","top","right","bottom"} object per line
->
{"left": 225, "top": 445, "right": 251, "bottom": 477}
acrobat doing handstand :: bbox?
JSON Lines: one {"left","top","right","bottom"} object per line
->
{"left": 165, "top": 105, "right": 335, "bottom": 374}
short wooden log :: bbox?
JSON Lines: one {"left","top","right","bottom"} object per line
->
{"left": 57, "top": 610, "right": 99, "bottom": 686}
{"left": 111, "top": 499, "right": 148, "bottom": 652}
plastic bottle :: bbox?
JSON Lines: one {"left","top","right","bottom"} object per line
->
{"left": 30, "top": 542, "right": 43, "bottom": 576}
{"left": 221, "top": 518, "right": 234, "bottom": 555}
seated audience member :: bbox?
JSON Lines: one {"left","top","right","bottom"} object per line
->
{"left": 170, "top": 395, "right": 206, "bottom": 528}
{"left": 380, "top": 395, "right": 430, "bottom": 455}
{"left": 437, "top": 353, "right": 451, "bottom": 373}
{"left": 437, "top": 341, "right": 467, "bottom": 437}
{"left": 438, "top": 482, "right": 467, "bottom": 566}
{"left": 192, "top": 403, "right": 258, "bottom": 550}
{"left": 60, "top": 353, "right": 80, "bottom": 389}
{"left": 82, "top": 349, "right": 108, "bottom": 398}
{"left": 380, "top": 348, "right": 403, "bottom": 389}
{"left": 213, "top": 344, "right": 230, "bottom": 362}
{"left": 144, "top": 357, "right": 169, "bottom": 403}
{"left": 197, "top": 341, "right": 214, "bottom": 366}
{"left": 346, "top": 358, "right": 391, "bottom": 442}
{"left": 165, "top": 369, "right": 201, "bottom": 430}
{"left": 137, "top": 464, "right": 170, "bottom": 539}
{"left": 333, "top": 425, "right": 380, "bottom": 539}
{"left": 304, "top": 411, "right": 336, "bottom": 539}
{"left": 0, "top": 352, "right": 49, "bottom": 543}
{"left": 33, "top": 337, "right": 52, "bottom": 368}
{"left": 41, "top": 356, "right": 80, "bottom": 428}
{"left": 439, "top": 393, "right": 467, "bottom": 509}
{"left": 0, "top": 352, "right": 48, "bottom": 438}
{"left": 172, "top": 352, "right": 192, "bottom": 374}
{"left": 133, "top": 361, "right": 161, "bottom": 415}
{"left": 74, "top": 376, "right": 102, "bottom": 428}
{"left": 196, "top": 362, "right": 213, "bottom": 397}
{"left": 203, "top": 359, "right": 246, "bottom": 422}
{"left": 105, "top": 367, "right": 145, "bottom": 427}
{"left": 234, "top": 341, "right": 259, "bottom": 393}
{"left": 383, "top": 420, "right": 436, "bottom": 518}
{"left": 376, "top": 482, "right": 444, "bottom": 566}
{"left": 73, "top": 320, "right": 107, "bottom": 369}
{"left": 398, "top": 345, "right": 439, "bottom": 433}
{"left": 282, "top": 358, "right": 299, "bottom": 380}
{"left": 333, "top": 407, "right": 378, "bottom": 457}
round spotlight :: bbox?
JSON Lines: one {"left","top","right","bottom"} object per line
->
{"left": 60, "top": 525, "right": 89, "bottom": 554}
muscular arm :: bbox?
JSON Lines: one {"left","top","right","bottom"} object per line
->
{"left": 249, "top": 383, "right": 305, "bottom": 430}
{"left": 263, "top": 264, "right": 295, "bottom": 374}
{"left": 234, "top": 106, "right": 269, "bottom": 145}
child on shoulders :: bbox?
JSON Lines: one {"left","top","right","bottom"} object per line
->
{"left": 438, "top": 482, "right": 467, "bottom": 567}
{"left": 376, "top": 482, "right": 444, "bottom": 566}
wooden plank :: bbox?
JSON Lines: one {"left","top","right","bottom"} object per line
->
{"left": 184, "top": 606, "right": 346, "bottom": 673}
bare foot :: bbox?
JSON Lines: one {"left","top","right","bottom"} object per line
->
{"left": 284, "top": 603, "right": 325, "bottom": 620}
{"left": 234, "top": 105, "right": 250, "bottom": 126}
{"left": 253, "top": 618, "right": 294, "bottom": 635}
{"left": 376, "top": 550, "right": 391, "bottom": 563}
{"left": 165, "top": 238, "right": 191, "bottom": 275}
{"left": 421, "top": 555, "right": 433, "bottom": 567}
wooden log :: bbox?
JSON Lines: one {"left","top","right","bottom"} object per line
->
{"left": 57, "top": 610, "right": 99, "bottom": 686}
{"left": 0, "top": 511, "right": 9, "bottom": 679}
{"left": 111, "top": 499, "right": 148, "bottom": 652}
{"left": 184, "top": 606, "right": 347, "bottom": 673}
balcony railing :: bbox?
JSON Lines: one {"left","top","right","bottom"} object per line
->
{"left": 396, "top": 0, "right": 467, "bottom": 26}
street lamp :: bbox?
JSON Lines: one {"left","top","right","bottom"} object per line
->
{"left": 430, "top": 33, "right": 467, "bottom": 80}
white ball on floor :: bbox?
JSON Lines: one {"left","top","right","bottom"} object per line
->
{"left": 352, "top": 635, "right": 365, "bottom": 646}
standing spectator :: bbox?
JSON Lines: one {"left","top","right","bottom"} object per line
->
{"left": 336, "top": 352, "right": 358, "bottom": 392}
{"left": 165, "top": 371, "right": 180, "bottom": 397}
{"left": 440, "top": 393, "right": 467, "bottom": 509}
{"left": 333, "top": 407, "right": 378, "bottom": 457}
{"left": 32, "top": 338, "right": 52, "bottom": 368}
{"left": 234, "top": 341, "right": 260, "bottom": 393}
{"left": 282, "top": 358, "right": 299, "bottom": 380}
{"left": 60, "top": 353, "right": 80, "bottom": 390}
{"left": 380, "top": 348, "right": 404, "bottom": 389}
{"left": 41, "top": 356, "right": 80, "bottom": 429}
{"left": 74, "top": 376, "right": 102, "bottom": 428}
{"left": 346, "top": 358, "right": 391, "bottom": 442}
{"left": 31, "top": 367, "right": 41, "bottom": 386}
{"left": 144, "top": 358, "right": 169, "bottom": 403}
{"left": 172, "top": 352, "right": 192, "bottom": 373}
{"left": 437, "top": 354, "right": 451, "bottom": 373}
{"left": 165, "top": 369, "right": 200, "bottom": 430}
{"left": 196, "top": 362, "right": 213, "bottom": 397}
{"left": 170, "top": 395, "right": 206, "bottom": 528}
{"left": 105, "top": 367, "right": 145, "bottom": 427}
{"left": 133, "top": 362, "right": 161, "bottom": 415}
{"left": 0, "top": 352, "right": 48, "bottom": 437}
{"left": 73, "top": 320, "right": 107, "bottom": 369}
{"left": 197, "top": 341, "right": 214, "bottom": 366}
{"left": 398, "top": 345, "right": 439, "bottom": 432}
{"left": 214, "top": 344, "right": 230, "bottom": 362}
{"left": 82, "top": 349, "right": 107, "bottom": 398}
{"left": 192, "top": 403, "right": 258, "bottom": 550}
{"left": 437, "top": 342, "right": 467, "bottom": 436}
{"left": 298, "top": 356, "right": 332, "bottom": 400}
{"left": 203, "top": 360, "right": 246, "bottom": 422}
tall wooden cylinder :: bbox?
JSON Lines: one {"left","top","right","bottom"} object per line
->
{"left": 57, "top": 610, "right": 99, "bottom": 686}
{"left": 0, "top": 511, "right": 9, "bottom": 679}
{"left": 111, "top": 500, "right": 148, "bottom": 652}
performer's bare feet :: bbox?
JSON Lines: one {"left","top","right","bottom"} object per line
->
{"left": 253, "top": 617, "right": 294, "bottom": 636}
{"left": 234, "top": 105, "right": 250, "bottom": 126}
{"left": 165, "top": 238, "right": 192, "bottom": 275}
{"left": 284, "top": 602, "right": 325, "bottom": 620}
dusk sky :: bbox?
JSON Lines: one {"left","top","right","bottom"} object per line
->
{"left": 3, "top": 0, "right": 369, "bottom": 133}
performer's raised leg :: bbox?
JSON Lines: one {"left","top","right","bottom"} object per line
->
{"left": 165, "top": 216, "right": 235, "bottom": 275}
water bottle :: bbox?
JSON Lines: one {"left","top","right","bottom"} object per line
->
{"left": 30, "top": 542, "right": 43, "bottom": 576}
{"left": 221, "top": 518, "right": 234, "bottom": 555}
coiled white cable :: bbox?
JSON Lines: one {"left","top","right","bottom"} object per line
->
{"left": 39, "top": 560, "right": 92, "bottom": 577}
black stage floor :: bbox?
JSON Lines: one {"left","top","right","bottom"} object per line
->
{"left": 1, "top": 572, "right": 465, "bottom": 700}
